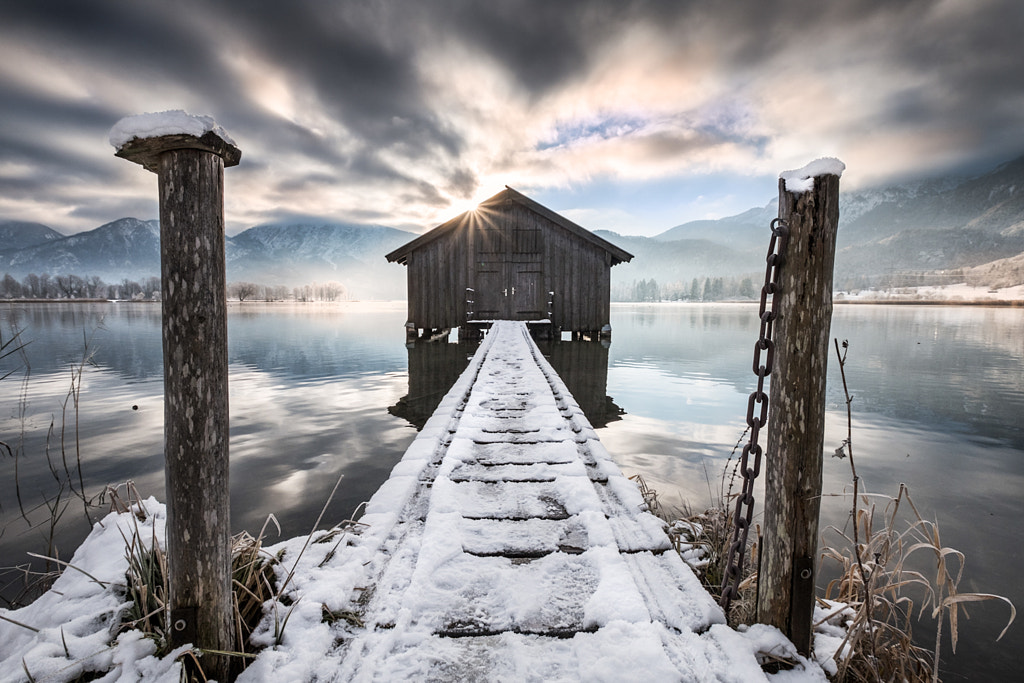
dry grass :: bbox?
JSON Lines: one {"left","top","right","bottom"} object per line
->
{"left": 112, "top": 483, "right": 282, "bottom": 679}
{"left": 820, "top": 487, "right": 936, "bottom": 682}
{"left": 642, "top": 468, "right": 1015, "bottom": 683}
{"left": 631, "top": 336, "right": 1018, "bottom": 683}
{"left": 112, "top": 476, "right": 371, "bottom": 680}
{"left": 821, "top": 339, "right": 1017, "bottom": 682}
{"left": 1, "top": 323, "right": 107, "bottom": 608}
{"left": 631, "top": 472, "right": 760, "bottom": 626}
{"left": 819, "top": 483, "right": 1016, "bottom": 682}
{"left": 230, "top": 526, "right": 283, "bottom": 657}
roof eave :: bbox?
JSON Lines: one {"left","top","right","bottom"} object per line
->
{"left": 384, "top": 210, "right": 469, "bottom": 265}
{"left": 384, "top": 186, "right": 636, "bottom": 266}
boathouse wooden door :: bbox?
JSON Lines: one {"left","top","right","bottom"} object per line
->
{"left": 474, "top": 220, "right": 545, "bottom": 320}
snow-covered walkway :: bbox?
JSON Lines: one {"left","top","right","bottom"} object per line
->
{"left": 293, "top": 321, "right": 824, "bottom": 681}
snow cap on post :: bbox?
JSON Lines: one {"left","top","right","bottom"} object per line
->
{"left": 110, "top": 110, "right": 240, "bottom": 173}
{"left": 779, "top": 157, "right": 845, "bottom": 194}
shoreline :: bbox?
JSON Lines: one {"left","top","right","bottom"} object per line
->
{"left": 833, "top": 298, "right": 1024, "bottom": 307}
{"left": 5, "top": 297, "right": 1024, "bottom": 308}
{"left": 612, "top": 298, "right": 1024, "bottom": 307}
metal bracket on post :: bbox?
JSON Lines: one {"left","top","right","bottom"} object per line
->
{"left": 791, "top": 555, "right": 815, "bottom": 655}
{"left": 170, "top": 606, "right": 198, "bottom": 646}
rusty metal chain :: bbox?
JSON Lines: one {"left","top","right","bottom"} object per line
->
{"left": 720, "top": 217, "right": 789, "bottom": 612}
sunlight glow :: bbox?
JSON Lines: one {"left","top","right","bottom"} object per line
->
{"left": 441, "top": 187, "right": 503, "bottom": 225}
{"left": 224, "top": 50, "right": 299, "bottom": 122}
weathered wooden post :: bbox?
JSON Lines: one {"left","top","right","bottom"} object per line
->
{"left": 758, "top": 158, "right": 843, "bottom": 655}
{"left": 111, "top": 111, "right": 240, "bottom": 679}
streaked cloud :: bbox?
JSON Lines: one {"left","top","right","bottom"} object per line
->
{"left": 1, "top": 0, "right": 1021, "bottom": 236}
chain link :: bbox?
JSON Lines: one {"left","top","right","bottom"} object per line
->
{"left": 720, "top": 217, "right": 788, "bottom": 611}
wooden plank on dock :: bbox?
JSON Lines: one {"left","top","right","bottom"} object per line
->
{"left": 333, "top": 321, "right": 728, "bottom": 679}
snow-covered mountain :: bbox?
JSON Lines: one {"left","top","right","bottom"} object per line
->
{"left": 0, "top": 218, "right": 416, "bottom": 298}
{"left": 651, "top": 201, "right": 778, "bottom": 248}
{"left": 0, "top": 217, "right": 161, "bottom": 282}
{"left": 597, "top": 230, "right": 757, "bottom": 285}
{"left": 0, "top": 220, "right": 64, "bottom": 252}
{"left": 648, "top": 154, "right": 1024, "bottom": 289}
{"left": 226, "top": 222, "right": 414, "bottom": 298}
{"left": 3, "top": 154, "right": 1023, "bottom": 296}
{"left": 832, "top": 156, "right": 1024, "bottom": 287}
{"left": 838, "top": 156, "right": 1024, "bottom": 243}
{"left": 228, "top": 223, "right": 404, "bottom": 276}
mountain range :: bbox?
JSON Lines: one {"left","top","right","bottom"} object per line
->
{"left": 0, "top": 218, "right": 414, "bottom": 299}
{"left": 597, "top": 154, "right": 1024, "bottom": 292}
{"left": 2, "top": 154, "right": 1024, "bottom": 298}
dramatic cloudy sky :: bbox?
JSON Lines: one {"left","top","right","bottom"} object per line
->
{"left": 2, "top": 0, "right": 1022, "bottom": 237}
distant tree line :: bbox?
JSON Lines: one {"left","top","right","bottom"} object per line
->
{"left": 0, "top": 272, "right": 161, "bottom": 300}
{"left": 228, "top": 282, "right": 289, "bottom": 302}
{"left": 1, "top": 272, "right": 351, "bottom": 303}
{"left": 229, "top": 281, "right": 348, "bottom": 302}
{"left": 833, "top": 270, "right": 967, "bottom": 293}
{"left": 613, "top": 275, "right": 758, "bottom": 302}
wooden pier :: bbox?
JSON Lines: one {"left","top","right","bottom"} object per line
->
{"left": 330, "top": 321, "right": 736, "bottom": 679}
{"left": 0, "top": 319, "right": 825, "bottom": 681}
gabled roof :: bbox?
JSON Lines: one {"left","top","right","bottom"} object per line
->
{"left": 385, "top": 186, "right": 634, "bottom": 266}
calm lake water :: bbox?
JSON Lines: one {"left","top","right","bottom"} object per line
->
{"left": 1, "top": 301, "right": 1020, "bottom": 680}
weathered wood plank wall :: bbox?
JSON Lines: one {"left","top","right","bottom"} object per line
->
{"left": 394, "top": 188, "right": 630, "bottom": 335}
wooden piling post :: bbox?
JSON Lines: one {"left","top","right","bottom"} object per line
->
{"left": 757, "top": 160, "right": 843, "bottom": 655}
{"left": 113, "top": 114, "right": 240, "bottom": 679}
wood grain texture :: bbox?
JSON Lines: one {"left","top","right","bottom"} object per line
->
{"left": 758, "top": 174, "right": 840, "bottom": 655}
{"left": 392, "top": 189, "right": 629, "bottom": 335}
{"left": 157, "top": 147, "right": 233, "bottom": 678}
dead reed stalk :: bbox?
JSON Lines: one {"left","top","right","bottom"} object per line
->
{"left": 821, "top": 339, "right": 1015, "bottom": 682}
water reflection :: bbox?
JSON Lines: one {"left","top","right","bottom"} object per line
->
{"left": 0, "top": 302, "right": 417, "bottom": 606}
{"left": 2, "top": 301, "right": 1020, "bottom": 680}
{"left": 602, "top": 303, "right": 1024, "bottom": 682}
{"left": 389, "top": 336, "right": 623, "bottom": 431}
{"left": 389, "top": 340, "right": 477, "bottom": 429}
{"left": 538, "top": 339, "right": 624, "bottom": 429}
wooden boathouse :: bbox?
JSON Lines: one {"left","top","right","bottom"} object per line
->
{"left": 385, "top": 187, "right": 633, "bottom": 340}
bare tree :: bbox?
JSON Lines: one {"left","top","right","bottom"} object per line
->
{"left": 56, "top": 274, "right": 75, "bottom": 298}
{"left": 142, "top": 276, "right": 161, "bottom": 300}
{"left": 230, "top": 281, "right": 258, "bottom": 302}
{"left": 1, "top": 273, "right": 22, "bottom": 298}
{"left": 320, "top": 281, "right": 346, "bottom": 301}
{"left": 121, "top": 278, "right": 143, "bottom": 300}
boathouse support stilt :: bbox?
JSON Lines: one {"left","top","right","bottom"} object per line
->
{"left": 758, "top": 165, "right": 842, "bottom": 655}
{"left": 115, "top": 119, "right": 241, "bottom": 681}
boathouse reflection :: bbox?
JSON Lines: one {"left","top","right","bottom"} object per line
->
{"left": 389, "top": 337, "right": 624, "bottom": 430}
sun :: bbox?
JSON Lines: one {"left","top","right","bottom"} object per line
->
{"left": 444, "top": 184, "right": 507, "bottom": 220}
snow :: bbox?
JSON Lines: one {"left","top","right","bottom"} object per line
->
{"left": 0, "top": 497, "right": 190, "bottom": 683}
{"left": 0, "top": 321, "right": 837, "bottom": 681}
{"left": 780, "top": 157, "right": 846, "bottom": 194}
{"left": 108, "top": 110, "right": 235, "bottom": 150}
{"left": 811, "top": 600, "right": 856, "bottom": 676}
{"left": 836, "top": 282, "right": 1024, "bottom": 302}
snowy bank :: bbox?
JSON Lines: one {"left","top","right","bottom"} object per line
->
{"left": 0, "top": 496, "right": 841, "bottom": 682}
{"left": 836, "top": 283, "right": 1024, "bottom": 304}
{"left": 0, "top": 499, "right": 190, "bottom": 683}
